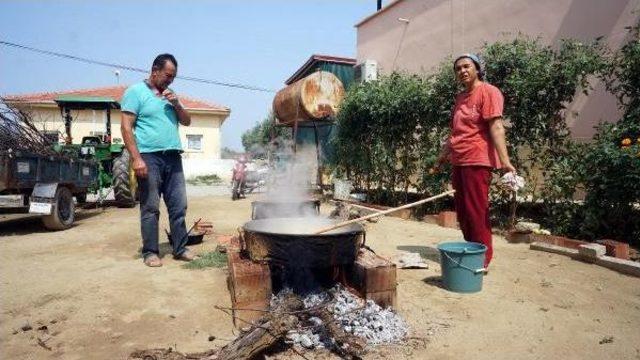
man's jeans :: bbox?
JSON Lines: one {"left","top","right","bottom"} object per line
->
{"left": 138, "top": 152, "right": 188, "bottom": 259}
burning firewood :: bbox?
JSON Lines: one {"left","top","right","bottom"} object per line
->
{"left": 129, "top": 295, "right": 304, "bottom": 360}
{"left": 128, "top": 288, "right": 386, "bottom": 360}
{"left": 313, "top": 306, "right": 367, "bottom": 358}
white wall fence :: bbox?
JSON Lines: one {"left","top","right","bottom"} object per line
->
{"left": 182, "top": 158, "right": 235, "bottom": 181}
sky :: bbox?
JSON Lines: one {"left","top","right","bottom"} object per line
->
{"left": 0, "top": 0, "right": 386, "bottom": 150}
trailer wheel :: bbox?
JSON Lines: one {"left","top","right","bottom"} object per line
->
{"left": 113, "top": 149, "right": 137, "bottom": 208}
{"left": 42, "top": 186, "right": 75, "bottom": 230}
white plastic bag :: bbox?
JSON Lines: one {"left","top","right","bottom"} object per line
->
{"left": 500, "top": 172, "right": 525, "bottom": 192}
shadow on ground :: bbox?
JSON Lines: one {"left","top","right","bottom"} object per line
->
{"left": 0, "top": 209, "right": 104, "bottom": 236}
{"left": 422, "top": 275, "right": 445, "bottom": 289}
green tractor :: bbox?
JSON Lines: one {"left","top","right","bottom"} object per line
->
{"left": 54, "top": 95, "right": 137, "bottom": 207}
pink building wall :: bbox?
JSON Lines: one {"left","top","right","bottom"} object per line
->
{"left": 356, "top": 0, "right": 639, "bottom": 139}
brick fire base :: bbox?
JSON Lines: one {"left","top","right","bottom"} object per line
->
{"left": 226, "top": 237, "right": 272, "bottom": 327}
{"left": 342, "top": 248, "right": 397, "bottom": 309}
{"left": 226, "top": 238, "right": 399, "bottom": 327}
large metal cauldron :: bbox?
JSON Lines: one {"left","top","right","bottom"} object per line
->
{"left": 241, "top": 217, "right": 364, "bottom": 268}
{"left": 251, "top": 199, "right": 320, "bottom": 220}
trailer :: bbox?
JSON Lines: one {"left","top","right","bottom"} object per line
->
{"left": 0, "top": 149, "right": 98, "bottom": 230}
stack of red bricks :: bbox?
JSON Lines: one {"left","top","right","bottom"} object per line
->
{"left": 223, "top": 235, "right": 272, "bottom": 327}
{"left": 343, "top": 248, "right": 397, "bottom": 308}
{"left": 596, "top": 239, "right": 630, "bottom": 260}
{"left": 436, "top": 211, "right": 458, "bottom": 229}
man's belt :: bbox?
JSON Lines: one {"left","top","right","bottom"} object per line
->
{"left": 148, "top": 149, "right": 183, "bottom": 156}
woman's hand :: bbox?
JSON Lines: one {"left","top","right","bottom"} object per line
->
{"left": 502, "top": 162, "right": 516, "bottom": 174}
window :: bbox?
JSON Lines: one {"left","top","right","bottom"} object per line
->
{"left": 186, "top": 134, "right": 203, "bottom": 151}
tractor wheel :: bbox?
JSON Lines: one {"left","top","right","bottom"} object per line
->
{"left": 42, "top": 186, "right": 75, "bottom": 230}
{"left": 75, "top": 192, "right": 87, "bottom": 204}
{"left": 113, "top": 149, "right": 138, "bottom": 208}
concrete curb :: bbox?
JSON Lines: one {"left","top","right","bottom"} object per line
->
{"left": 530, "top": 242, "right": 579, "bottom": 258}
{"left": 530, "top": 242, "right": 640, "bottom": 278}
{"left": 595, "top": 256, "right": 640, "bottom": 278}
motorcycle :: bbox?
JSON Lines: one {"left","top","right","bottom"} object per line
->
{"left": 231, "top": 157, "right": 267, "bottom": 200}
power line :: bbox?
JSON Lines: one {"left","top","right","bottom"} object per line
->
{"left": 0, "top": 40, "right": 276, "bottom": 93}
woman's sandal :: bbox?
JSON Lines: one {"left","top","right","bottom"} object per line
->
{"left": 144, "top": 254, "right": 163, "bottom": 267}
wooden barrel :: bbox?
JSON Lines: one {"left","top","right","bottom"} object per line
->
{"left": 273, "top": 71, "right": 345, "bottom": 125}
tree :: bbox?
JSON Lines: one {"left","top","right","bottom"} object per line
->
{"left": 221, "top": 147, "right": 242, "bottom": 159}
{"left": 481, "top": 35, "right": 606, "bottom": 225}
{"left": 241, "top": 112, "right": 290, "bottom": 158}
{"left": 332, "top": 34, "right": 606, "bottom": 218}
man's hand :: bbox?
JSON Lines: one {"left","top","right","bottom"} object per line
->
{"left": 163, "top": 89, "right": 191, "bottom": 126}
{"left": 132, "top": 157, "right": 148, "bottom": 178}
{"left": 162, "top": 89, "right": 181, "bottom": 108}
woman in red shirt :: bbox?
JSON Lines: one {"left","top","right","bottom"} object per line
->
{"left": 437, "top": 54, "right": 516, "bottom": 268}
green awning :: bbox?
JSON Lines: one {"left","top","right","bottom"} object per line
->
{"left": 54, "top": 95, "right": 121, "bottom": 110}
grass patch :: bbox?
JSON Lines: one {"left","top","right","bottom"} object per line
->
{"left": 183, "top": 251, "right": 227, "bottom": 269}
{"left": 186, "top": 174, "right": 223, "bottom": 186}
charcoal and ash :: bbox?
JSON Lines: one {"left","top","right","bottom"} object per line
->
{"left": 271, "top": 284, "right": 408, "bottom": 351}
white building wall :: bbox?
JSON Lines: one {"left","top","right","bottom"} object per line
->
{"left": 15, "top": 104, "right": 230, "bottom": 178}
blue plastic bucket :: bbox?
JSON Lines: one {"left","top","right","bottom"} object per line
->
{"left": 437, "top": 242, "right": 487, "bottom": 293}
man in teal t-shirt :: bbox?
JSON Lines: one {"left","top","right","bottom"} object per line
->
{"left": 121, "top": 53, "right": 197, "bottom": 267}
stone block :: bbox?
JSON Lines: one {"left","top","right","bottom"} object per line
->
{"left": 348, "top": 248, "right": 397, "bottom": 294}
{"left": 343, "top": 248, "right": 397, "bottom": 309}
{"left": 597, "top": 239, "right": 630, "bottom": 260}
{"left": 531, "top": 242, "right": 640, "bottom": 278}
{"left": 437, "top": 211, "right": 458, "bottom": 229}
{"left": 530, "top": 242, "right": 579, "bottom": 258}
{"left": 595, "top": 256, "right": 640, "bottom": 278}
{"left": 578, "top": 244, "right": 607, "bottom": 262}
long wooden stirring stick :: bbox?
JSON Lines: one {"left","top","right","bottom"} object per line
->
{"left": 314, "top": 189, "right": 456, "bottom": 234}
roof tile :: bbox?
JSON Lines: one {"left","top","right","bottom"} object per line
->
{"left": 3, "top": 85, "right": 229, "bottom": 112}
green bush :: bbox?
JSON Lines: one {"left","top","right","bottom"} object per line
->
{"left": 332, "top": 34, "right": 604, "bottom": 212}
{"left": 542, "top": 24, "right": 640, "bottom": 246}
{"left": 333, "top": 72, "right": 453, "bottom": 209}
{"left": 482, "top": 36, "right": 606, "bottom": 225}
{"left": 580, "top": 123, "right": 640, "bottom": 243}
{"left": 186, "top": 174, "right": 223, "bottom": 186}
{"left": 331, "top": 31, "right": 639, "bottom": 245}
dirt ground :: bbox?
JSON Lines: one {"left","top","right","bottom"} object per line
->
{"left": 1, "top": 191, "right": 639, "bottom": 360}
